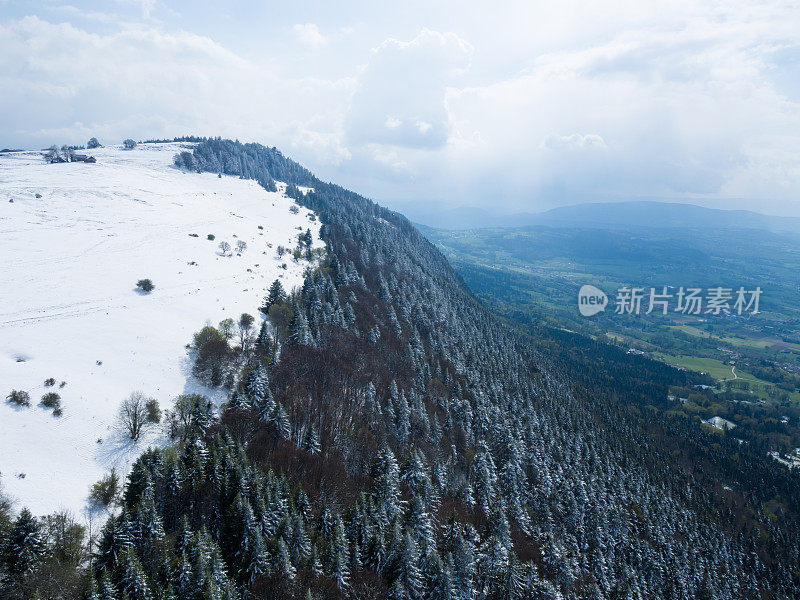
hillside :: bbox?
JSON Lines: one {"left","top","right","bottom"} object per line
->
{"left": 0, "top": 143, "right": 321, "bottom": 515}
{"left": 1, "top": 138, "right": 798, "bottom": 600}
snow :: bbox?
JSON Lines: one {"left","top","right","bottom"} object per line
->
{"left": 768, "top": 449, "right": 800, "bottom": 470}
{"left": 0, "top": 143, "right": 321, "bottom": 516}
{"left": 704, "top": 416, "right": 736, "bottom": 430}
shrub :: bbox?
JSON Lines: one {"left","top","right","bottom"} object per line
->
{"left": 44, "top": 377, "right": 56, "bottom": 387}
{"left": 193, "top": 325, "right": 226, "bottom": 348}
{"left": 123, "top": 138, "right": 137, "bottom": 149}
{"left": 207, "top": 234, "right": 215, "bottom": 240}
{"left": 90, "top": 470, "right": 120, "bottom": 507}
{"left": 192, "top": 326, "right": 232, "bottom": 386}
{"left": 136, "top": 278, "right": 154, "bottom": 293}
{"left": 145, "top": 398, "right": 161, "bottom": 424}
{"left": 40, "top": 392, "right": 61, "bottom": 410}
{"left": 268, "top": 302, "right": 294, "bottom": 341}
{"left": 6, "top": 390, "right": 30, "bottom": 407}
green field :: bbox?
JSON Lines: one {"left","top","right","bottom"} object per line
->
{"left": 652, "top": 353, "right": 736, "bottom": 380}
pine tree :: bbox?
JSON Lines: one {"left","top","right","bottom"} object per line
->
{"left": 273, "top": 403, "right": 291, "bottom": 439}
{"left": 176, "top": 550, "right": 193, "bottom": 599}
{"left": 291, "top": 311, "right": 314, "bottom": 345}
{"left": 302, "top": 425, "right": 321, "bottom": 454}
{"left": 373, "top": 446, "right": 403, "bottom": 522}
{"left": 119, "top": 548, "right": 152, "bottom": 600}
{"left": 98, "top": 572, "right": 119, "bottom": 600}
{"left": 424, "top": 552, "right": 455, "bottom": 600}
{"left": 263, "top": 279, "right": 287, "bottom": 311}
{"left": 470, "top": 442, "right": 498, "bottom": 513}
{"left": 405, "top": 495, "right": 435, "bottom": 556}
{"left": 2, "top": 508, "right": 45, "bottom": 579}
{"left": 390, "top": 533, "right": 422, "bottom": 599}
{"left": 84, "top": 569, "right": 102, "bottom": 600}
{"left": 242, "top": 527, "right": 269, "bottom": 586}
{"left": 451, "top": 533, "right": 476, "bottom": 600}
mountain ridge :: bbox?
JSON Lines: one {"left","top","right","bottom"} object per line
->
{"left": 405, "top": 200, "right": 800, "bottom": 232}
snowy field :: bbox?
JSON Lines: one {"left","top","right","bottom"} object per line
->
{"left": 0, "top": 143, "right": 320, "bottom": 516}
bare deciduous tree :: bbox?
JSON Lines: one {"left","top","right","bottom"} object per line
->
{"left": 238, "top": 312, "right": 255, "bottom": 351}
{"left": 118, "top": 391, "right": 154, "bottom": 440}
{"left": 218, "top": 241, "right": 231, "bottom": 255}
{"left": 236, "top": 240, "right": 247, "bottom": 253}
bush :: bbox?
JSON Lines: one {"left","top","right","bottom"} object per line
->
{"left": 123, "top": 138, "right": 137, "bottom": 149}
{"left": 90, "top": 470, "right": 120, "bottom": 507}
{"left": 145, "top": 398, "right": 161, "bottom": 424}
{"left": 40, "top": 392, "right": 61, "bottom": 410}
{"left": 207, "top": 234, "right": 215, "bottom": 241}
{"left": 44, "top": 378, "right": 56, "bottom": 387}
{"left": 6, "top": 390, "right": 30, "bottom": 407}
{"left": 193, "top": 325, "right": 226, "bottom": 348}
{"left": 136, "top": 278, "right": 154, "bottom": 293}
{"left": 268, "top": 303, "right": 294, "bottom": 342}
{"left": 192, "top": 327, "right": 231, "bottom": 386}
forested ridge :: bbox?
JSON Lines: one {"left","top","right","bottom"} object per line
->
{"left": 2, "top": 137, "right": 799, "bottom": 600}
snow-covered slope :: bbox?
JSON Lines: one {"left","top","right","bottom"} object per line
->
{"left": 0, "top": 143, "right": 321, "bottom": 516}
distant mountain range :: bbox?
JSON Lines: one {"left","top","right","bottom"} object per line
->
{"left": 405, "top": 200, "right": 800, "bottom": 232}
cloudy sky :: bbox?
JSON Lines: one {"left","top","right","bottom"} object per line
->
{"left": 2, "top": 1, "right": 800, "bottom": 215}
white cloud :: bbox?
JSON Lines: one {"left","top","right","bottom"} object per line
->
{"left": 543, "top": 133, "right": 607, "bottom": 151}
{"left": 431, "top": 3, "right": 800, "bottom": 212}
{"left": 112, "top": 0, "right": 157, "bottom": 20}
{"left": 0, "top": 17, "right": 353, "bottom": 169}
{"left": 345, "top": 28, "right": 473, "bottom": 150}
{"left": 2, "top": 3, "right": 800, "bottom": 215}
{"left": 51, "top": 5, "right": 121, "bottom": 24}
{"left": 293, "top": 23, "right": 327, "bottom": 48}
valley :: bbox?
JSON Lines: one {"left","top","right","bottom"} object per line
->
{"left": 423, "top": 220, "right": 800, "bottom": 459}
